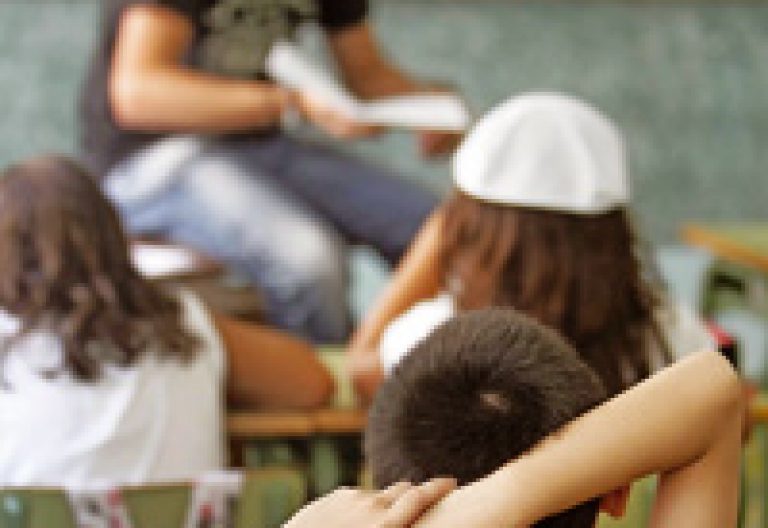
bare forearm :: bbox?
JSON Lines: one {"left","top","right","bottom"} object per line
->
{"left": 329, "top": 22, "right": 427, "bottom": 100}
{"left": 348, "top": 209, "right": 444, "bottom": 399}
{"left": 345, "top": 61, "right": 422, "bottom": 100}
{"left": 110, "top": 4, "right": 290, "bottom": 133}
{"left": 493, "top": 350, "right": 743, "bottom": 526}
{"left": 416, "top": 351, "right": 743, "bottom": 528}
{"left": 349, "top": 210, "right": 444, "bottom": 353}
{"left": 110, "top": 68, "right": 289, "bottom": 133}
{"left": 348, "top": 211, "right": 443, "bottom": 402}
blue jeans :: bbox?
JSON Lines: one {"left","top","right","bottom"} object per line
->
{"left": 105, "top": 134, "right": 438, "bottom": 343}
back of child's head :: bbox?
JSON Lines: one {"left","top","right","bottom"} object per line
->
{"left": 0, "top": 155, "right": 197, "bottom": 381}
{"left": 366, "top": 308, "right": 608, "bottom": 528}
{"left": 439, "top": 93, "right": 666, "bottom": 395}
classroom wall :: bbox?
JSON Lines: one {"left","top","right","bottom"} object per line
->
{"left": 0, "top": 0, "right": 766, "bottom": 243}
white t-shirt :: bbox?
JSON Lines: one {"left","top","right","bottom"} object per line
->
{"left": 379, "top": 293, "right": 715, "bottom": 375}
{"left": 0, "top": 290, "right": 226, "bottom": 487}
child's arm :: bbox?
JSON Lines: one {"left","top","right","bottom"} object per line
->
{"left": 415, "top": 350, "right": 743, "bottom": 528}
{"left": 214, "top": 313, "right": 334, "bottom": 409}
{"left": 347, "top": 210, "right": 444, "bottom": 401}
{"left": 284, "top": 479, "right": 456, "bottom": 528}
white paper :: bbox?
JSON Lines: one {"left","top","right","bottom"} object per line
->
{"left": 265, "top": 41, "right": 470, "bottom": 131}
{"left": 359, "top": 94, "right": 470, "bottom": 130}
{"left": 131, "top": 244, "right": 200, "bottom": 279}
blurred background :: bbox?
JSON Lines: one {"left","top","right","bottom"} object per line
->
{"left": 2, "top": 0, "right": 766, "bottom": 243}
{"left": 1, "top": 1, "right": 767, "bottom": 526}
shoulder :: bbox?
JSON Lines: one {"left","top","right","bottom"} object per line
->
{"left": 173, "top": 288, "right": 227, "bottom": 377}
{"left": 0, "top": 310, "right": 20, "bottom": 336}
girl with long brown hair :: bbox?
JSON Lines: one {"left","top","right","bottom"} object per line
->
{"left": 0, "top": 155, "right": 333, "bottom": 486}
{"left": 348, "top": 93, "right": 713, "bottom": 400}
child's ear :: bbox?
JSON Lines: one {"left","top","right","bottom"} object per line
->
{"left": 598, "top": 486, "right": 631, "bottom": 518}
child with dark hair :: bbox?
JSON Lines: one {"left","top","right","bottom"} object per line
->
{"left": 0, "top": 155, "right": 333, "bottom": 486}
{"left": 349, "top": 93, "right": 714, "bottom": 401}
{"left": 367, "top": 309, "right": 610, "bottom": 527}
{"left": 364, "top": 309, "right": 742, "bottom": 528}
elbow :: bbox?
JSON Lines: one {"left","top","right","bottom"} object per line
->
{"left": 700, "top": 350, "right": 744, "bottom": 418}
{"left": 716, "top": 351, "right": 743, "bottom": 407}
{"left": 109, "top": 72, "right": 155, "bottom": 129}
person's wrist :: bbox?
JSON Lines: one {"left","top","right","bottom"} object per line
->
{"left": 276, "top": 88, "right": 302, "bottom": 129}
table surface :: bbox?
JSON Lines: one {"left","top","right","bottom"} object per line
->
{"left": 225, "top": 347, "right": 366, "bottom": 438}
{"left": 682, "top": 222, "right": 768, "bottom": 273}
{"left": 227, "top": 408, "right": 367, "bottom": 437}
{"left": 226, "top": 396, "right": 768, "bottom": 437}
{"left": 226, "top": 346, "right": 768, "bottom": 437}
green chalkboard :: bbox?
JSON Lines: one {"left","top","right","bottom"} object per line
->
{"left": 0, "top": 0, "right": 766, "bottom": 242}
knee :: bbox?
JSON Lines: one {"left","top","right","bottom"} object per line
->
{"left": 282, "top": 228, "right": 347, "bottom": 292}
{"left": 262, "top": 227, "right": 351, "bottom": 342}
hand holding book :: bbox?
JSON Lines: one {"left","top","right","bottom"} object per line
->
{"left": 266, "top": 42, "right": 471, "bottom": 133}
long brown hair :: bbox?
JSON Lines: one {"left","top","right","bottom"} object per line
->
{"left": 439, "top": 191, "right": 668, "bottom": 395}
{"left": 0, "top": 155, "right": 198, "bottom": 381}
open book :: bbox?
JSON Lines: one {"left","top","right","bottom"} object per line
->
{"left": 131, "top": 242, "right": 215, "bottom": 279}
{"left": 265, "top": 41, "right": 471, "bottom": 131}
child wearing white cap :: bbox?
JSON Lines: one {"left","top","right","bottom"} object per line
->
{"left": 348, "top": 92, "right": 714, "bottom": 400}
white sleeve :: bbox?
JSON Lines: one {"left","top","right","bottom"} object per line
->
{"left": 379, "top": 294, "right": 455, "bottom": 375}
{"left": 0, "top": 310, "right": 20, "bottom": 336}
{"left": 175, "top": 289, "right": 227, "bottom": 381}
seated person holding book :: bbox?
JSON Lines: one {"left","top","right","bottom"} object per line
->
{"left": 354, "top": 309, "right": 742, "bottom": 528}
{"left": 81, "top": 0, "right": 464, "bottom": 345}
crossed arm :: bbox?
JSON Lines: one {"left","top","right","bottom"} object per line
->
{"left": 291, "top": 350, "right": 743, "bottom": 527}
{"left": 415, "top": 349, "right": 743, "bottom": 528}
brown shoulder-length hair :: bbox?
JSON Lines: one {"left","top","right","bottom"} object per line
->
{"left": 439, "top": 191, "right": 668, "bottom": 395}
{"left": 0, "top": 155, "right": 198, "bottom": 381}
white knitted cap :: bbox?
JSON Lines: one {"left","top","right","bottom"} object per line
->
{"left": 453, "top": 93, "right": 629, "bottom": 214}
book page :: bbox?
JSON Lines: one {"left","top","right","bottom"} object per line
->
{"left": 131, "top": 243, "right": 202, "bottom": 279}
{"left": 265, "top": 41, "right": 470, "bottom": 131}
{"left": 359, "top": 93, "right": 470, "bottom": 130}
{"left": 265, "top": 41, "right": 359, "bottom": 115}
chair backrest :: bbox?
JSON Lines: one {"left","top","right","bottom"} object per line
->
{"left": 0, "top": 468, "right": 305, "bottom": 528}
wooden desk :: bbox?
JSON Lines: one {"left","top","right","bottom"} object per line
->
{"left": 130, "top": 240, "right": 265, "bottom": 320}
{"left": 226, "top": 347, "right": 367, "bottom": 438}
{"left": 682, "top": 222, "right": 768, "bottom": 274}
{"left": 227, "top": 397, "right": 768, "bottom": 438}
{"left": 227, "top": 409, "right": 366, "bottom": 438}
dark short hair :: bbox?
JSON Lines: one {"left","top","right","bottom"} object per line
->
{"left": 365, "top": 308, "right": 608, "bottom": 528}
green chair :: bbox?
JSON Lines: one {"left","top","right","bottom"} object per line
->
{"left": 597, "top": 476, "right": 655, "bottom": 528}
{"left": 0, "top": 468, "right": 305, "bottom": 528}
